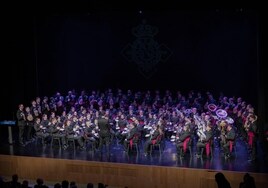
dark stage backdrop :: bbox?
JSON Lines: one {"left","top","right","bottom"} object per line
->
{"left": 2, "top": 9, "right": 262, "bottom": 121}
{"left": 36, "top": 11, "right": 259, "bottom": 101}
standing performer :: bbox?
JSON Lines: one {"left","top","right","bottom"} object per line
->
{"left": 16, "top": 104, "right": 26, "bottom": 146}
{"left": 97, "top": 114, "right": 111, "bottom": 153}
{"left": 222, "top": 124, "right": 236, "bottom": 158}
{"left": 244, "top": 114, "right": 258, "bottom": 161}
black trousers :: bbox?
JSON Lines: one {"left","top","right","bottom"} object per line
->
{"left": 18, "top": 125, "right": 25, "bottom": 144}
{"left": 99, "top": 135, "right": 110, "bottom": 152}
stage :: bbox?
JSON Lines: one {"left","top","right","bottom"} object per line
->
{"left": 0, "top": 126, "right": 268, "bottom": 188}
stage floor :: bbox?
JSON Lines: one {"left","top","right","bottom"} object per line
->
{"left": 1, "top": 126, "right": 268, "bottom": 174}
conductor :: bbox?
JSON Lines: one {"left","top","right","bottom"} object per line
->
{"left": 97, "top": 114, "right": 111, "bottom": 152}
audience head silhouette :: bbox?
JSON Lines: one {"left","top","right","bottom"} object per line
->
{"left": 239, "top": 173, "right": 256, "bottom": 188}
{"left": 87, "top": 183, "right": 94, "bottom": 188}
{"left": 215, "top": 172, "right": 231, "bottom": 188}
{"left": 62, "top": 180, "right": 69, "bottom": 188}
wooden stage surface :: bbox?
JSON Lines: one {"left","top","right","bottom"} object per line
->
{"left": 1, "top": 154, "right": 268, "bottom": 188}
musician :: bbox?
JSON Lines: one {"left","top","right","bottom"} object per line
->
{"left": 65, "top": 90, "right": 76, "bottom": 112}
{"left": 222, "top": 124, "right": 236, "bottom": 158}
{"left": 136, "top": 110, "right": 146, "bottom": 125}
{"left": 65, "top": 119, "right": 85, "bottom": 150}
{"left": 33, "top": 109, "right": 41, "bottom": 121}
{"left": 245, "top": 114, "right": 258, "bottom": 161}
{"left": 219, "top": 120, "right": 228, "bottom": 148}
{"left": 56, "top": 100, "right": 65, "bottom": 117}
{"left": 84, "top": 120, "right": 99, "bottom": 150}
{"left": 97, "top": 115, "right": 111, "bottom": 152}
{"left": 50, "top": 118, "right": 67, "bottom": 149}
{"left": 33, "top": 117, "right": 50, "bottom": 144}
{"left": 170, "top": 111, "right": 179, "bottom": 125}
{"left": 16, "top": 104, "right": 26, "bottom": 146}
{"left": 234, "top": 109, "right": 245, "bottom": 141}
{"left": 49, "top": 112, "right": 56, "bottom": 122}
{"left": 176, "top": 124, "right": 191, "bottom": 157}
{"left": 123, "top": 122, "right": 139, "bottom": 151}
{"left": 196, "top": 124, "right": 213, "bottom": 158}
{"left": 144, "top": 125, "right": 164, "bottom": 155}
{"left": 115, "top": 114, "right": 128, "bottom": 144}
{"left": 35, "top": 97, "right": 42, "bottom": 114}
{"left": 30, "top": 100, "right": 38, "bottom": 115}
{"left": 25, "top": 106, "right": 34, "bottom": 142}
{"left": 41, "top": 96, "right": 50, "bottom": 115}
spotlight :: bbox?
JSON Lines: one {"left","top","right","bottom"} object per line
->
{"left": 139, "top": 10, "right": 142, "bottom": 14}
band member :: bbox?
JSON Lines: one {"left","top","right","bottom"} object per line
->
{"left": 115, "top": 114, "right": 128, "bottom": 144}
{"left": 50, "top": 118, "right": 67, "bottom": 149}
{"left": 84, "top": 120, "right": 99, "bottom": 150}
{"left": 33, "top": 117, "right": 50, "bottom": 144}
{"left": 30, "top": 100, "right": 38, "bottom": 115}
{"left": 196, "top": 124, "right": 213, "bottom": 158}
{"left": 41, "top": 96, "right": 50, "bottom": 115}
{"left": 144, "top": 125, "right": 164, "bottom": 155}
{"left": 25, "top": 106, "right": 34, "bottom": 142}
{"left": 16, "top": 104, "right": 26, "bottom": 146}
{"left": 219, "top": 120, "right": 228, "bottom": 148}
{"left": 97, "top": 115, "right": 111, "bottom": 152}
{"left": 41, "top": 114, "right": 50, "bottom": 127}
{"left": 244, "top": 114, "right": 258, "bottom": 161}
{"left": 222, "top": 124, "right": 236, "bottom": 158}
{"left": 65, "top": 119, "right": 85, "bottom": 150}
{"left": 176, "top": 124, "right": 191, "bottom": 157}
{"left": 123, "top": 122, "right": 139, "bottom": 151}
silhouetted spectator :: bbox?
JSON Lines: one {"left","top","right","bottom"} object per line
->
{"left": 0, "top": 176, "right": 7, "bottom": 188}
{"left": 34, "top": 178, "right": 48, "bottom": 188}
{"left": 98, "top": 183, "right": 105, "bottom": 188}
{"left": 215, "top": 172, "right": 231, "bottom": 188}
{"left": 70, "top": 181, "right": 77, "bottom": 188}
{"left": 22, "top": 180, "right": 31, "bottom": 188}
{"left": 239, "top": 173, "right": 256, "bottom": 188}
{"left": 54, "top": 183, "right": 61, "bottom": 188}
{"left": 87, "top": 183, "right": 94, "bottom": 188}
{"left": 9, "top": 174, "right": 21, "bottom": 188}
{"left": 61, "top": 180, "right": 69, "bottom": 188}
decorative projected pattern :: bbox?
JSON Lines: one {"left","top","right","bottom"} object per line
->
{"left": 122, "top": 20, "right": 172, "bottom": 79}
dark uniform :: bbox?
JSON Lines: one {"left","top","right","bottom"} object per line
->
{"left": 123, "top": 125, "right": 139, "bottom": 151}
{"left": 247, "top": 121, "right": 258, "bottom": 161}
{"left": 144, "top": 129, "right": 161, "bottom": 154}
{"left": 98, "top": 116, "right": 111, "bottom": 152}
{"left": 176, "top": 129, "right": 191, "bottom": 156}
{"left": 34, "top": 119, "right": 50, "bottom": 144}
{"left": 196, "top": 129, "right": 213, "bottom": 156}
{"left": 223, "top": 126, "right": 236, "bottom": 158}
{"left": 16, "top": 106, "right": 26, "bottom": 145}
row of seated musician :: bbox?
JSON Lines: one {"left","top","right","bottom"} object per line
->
{"left": 34, "top": 118, "right": 97, "bottom": 150}
{"left": 35, "top": 119, "right": 236, "bottom": 157}
{"left": 174, "top": 124, "right": 237, "bottom": 158}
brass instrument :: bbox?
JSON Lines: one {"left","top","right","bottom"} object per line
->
{"left": 219, "top": 120, "right": 227, "bottom": 144}
{"left": 27, "top": 113, "right": 34, "bottom": 121}
{"left": 208, "top": 103, "right": 217, "bottom": 112}
{"left": 21, "top": 112, "right": 26, "bottom": 121}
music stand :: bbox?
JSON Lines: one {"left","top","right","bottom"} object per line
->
{"left": 0, "top": 120, "right": 16, "bottom": 144}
